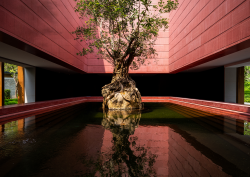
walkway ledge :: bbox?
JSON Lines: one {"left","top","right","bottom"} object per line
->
{"left": 0, "top": 96, "right": 250, "bottom": 122}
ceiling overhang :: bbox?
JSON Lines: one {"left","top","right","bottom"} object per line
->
{"left": 0, "top": 31, "right": 85, "bottom": 74}
{"left": 183, "top": 47, "right": 250, "bottom": 72}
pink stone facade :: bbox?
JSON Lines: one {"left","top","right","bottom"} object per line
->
{"left": 0, "top": 0, "right": 169, "bottom": 73}
{"left": 0, "top": 0, "right": 88, "bottom": 72}
{"left": 169, "top": 0, "right": 250, "bottom": 73}
{"left": 1, "top": 0, "right": 249, "bottom": 74}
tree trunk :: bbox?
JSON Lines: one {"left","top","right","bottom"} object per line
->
{"left": 102, "top": 59, "right": 143, "bottom": 110}
{"left": 15, "top": 81, "right": 18, "bottom": 98}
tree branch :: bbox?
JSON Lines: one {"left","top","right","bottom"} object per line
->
{"left": 99, "top": 18, "right": 114, "bottom": 60}
{"left": 125, "top": 52, "right": 135, "bottom": 67}
{"left": 121, "top": 37, "right": 135, "bottom": 61}
{"left": 122, "top": 31, "right": 129, "bottom": 41}
{"left": 106, "top": 48, "right": 114, "bottom": 59}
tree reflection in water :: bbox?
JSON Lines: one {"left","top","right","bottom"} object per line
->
{"left": 82, "top": 109, "right": 158, "bottom": 177}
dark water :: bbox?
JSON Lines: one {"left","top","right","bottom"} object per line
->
{"left": 0, "top": 102, "right": 250, "bottom": 177}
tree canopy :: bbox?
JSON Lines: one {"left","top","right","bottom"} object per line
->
{"left": 245, "top": 66, "right": 250, "bottom": 82}
{"left": 73, "top": 0, "right": 178, "bottom": 70}
{"left": 4, "top": 63, "right": 18, "bottom": 97}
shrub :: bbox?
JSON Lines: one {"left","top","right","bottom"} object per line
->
{"left": 4, "top": 98, "right": 18, "bottom": 105}
{"left": 245, "top": 82, "right": 250, "bottom": 103}
{"left": 4, "top": 89, "right": 10, "bottom": 99}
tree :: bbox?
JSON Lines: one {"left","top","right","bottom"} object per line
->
{"left": 245, "top": 66, "right": 250, "bottom": 82}
{"left": 4, "top": 63, "right": 18, "bottom": 98}
{"left": 81, "top": 109, "right": 158, "bottom": 176}
{"left": 244, "top": 66, "right": 250, "bottom": 91}
{"left": 73, "top": 0, "right": 179, "bottom": 109}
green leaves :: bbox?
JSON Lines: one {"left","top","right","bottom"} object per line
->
{"left": 152, "top": 5, "right": 158, "bottom": 9}
{"left": 4, "top": 63, "right": 18, "bottom": 81}
{"left": 73, "top": 0, "right": 179, "bottom": 69}
{"left": 245, "top": 66, "right": 250, "bottom": 82}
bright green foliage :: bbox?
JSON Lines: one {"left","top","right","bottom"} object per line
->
{"left": 73, "top": 0, "right": 178, "bottom": 70}
{"left": 245, "top": 81, "right": 250, "bottom": 102}
{"left": 4, "top": 63, "right": 18, "bottom": 98}
{"left": 4, "top": 98, "right": 18, "bottom": 105}
{"left": 4, "top": 89, "right": 10, "bottom": 99}
{"left": 245, "top": 66, "right": 250, "bottom": 102}
{"left": 245, "top": 66, "right": 250, "bottom": 83}
{"left": 4, "top": 63, "right": 18, "bottom": 81}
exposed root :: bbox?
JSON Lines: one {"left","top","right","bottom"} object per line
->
{"left": 102, "top": 76, "right": 143, "bottom": 110}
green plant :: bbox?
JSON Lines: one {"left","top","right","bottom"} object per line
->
{"left": 4, "top": 98, "right": 18, "bottom": 105}
{"left": 4, "top": 63, "right": 18, "bottom": 98}
{"left": 244, "top": 68, "right": 250, "bottom": 102}
{"left": 245, "top": 66, "right": 250, "bottom": 82}
{"left": 245, "top": 81, "right": 250, "bottom": 102}
{"left": 73, "top": 0, "right": 179, "bottom": 109}
{"left": 73, "top": 0, "right": 179, "bottom": 68}
{"left": 4, "top": 89, "right": 10, "bottom": 99}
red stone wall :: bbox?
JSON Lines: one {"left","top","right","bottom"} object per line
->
{"left": 0, "top": 0, "right": 169, "bottom": 74}
{"left": 169, "top": 0, "right": 250, "bottom": 73}
{"left": 2, "top": 0, "right": 249, "bottom": 74}
{"left": 0, "top": 0, "right": 88, "bottom": 72}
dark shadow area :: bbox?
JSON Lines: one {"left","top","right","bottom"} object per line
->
{"left": 36, "top": 66, "right": 224, "bottom": 102}
{"left": 133, "top": 66, "right": 224, "bottom": 101}
{"left": 0, "top": 103, "right": 105, "bottom": 177}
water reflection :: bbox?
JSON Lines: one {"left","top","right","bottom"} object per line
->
{"left": 245, "top": 121, "right": 250, "bottom": 135}
{"left": 0, "top": 119, "right": 25, "bottom": 144}
{"left": 91, "top": 109, "right": 158, "bottom": 176}
{"left": 102, "top": 109, "right": 141, "bottom": 135}
{"left": 0, "top": 103, "right": 250, "bottom": 177}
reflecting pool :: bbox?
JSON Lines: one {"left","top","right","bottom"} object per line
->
{"left": 0, "top": 103, "right": 250, "bottom": 177}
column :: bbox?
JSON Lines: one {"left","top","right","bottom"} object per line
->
{"left": 24, "top": 67, "right": 35, "bottom": 103}
{"left": 237, "top": 66, "right": 244, "bottom": 104}
{"left": 224, "top": 68, "right": 237, "bottom": 103}
{"left": 18, "top": 66, "right": 25, "bottom": 104}
{"left": 0, "top": 62, "right": 4, "bottom": 106}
